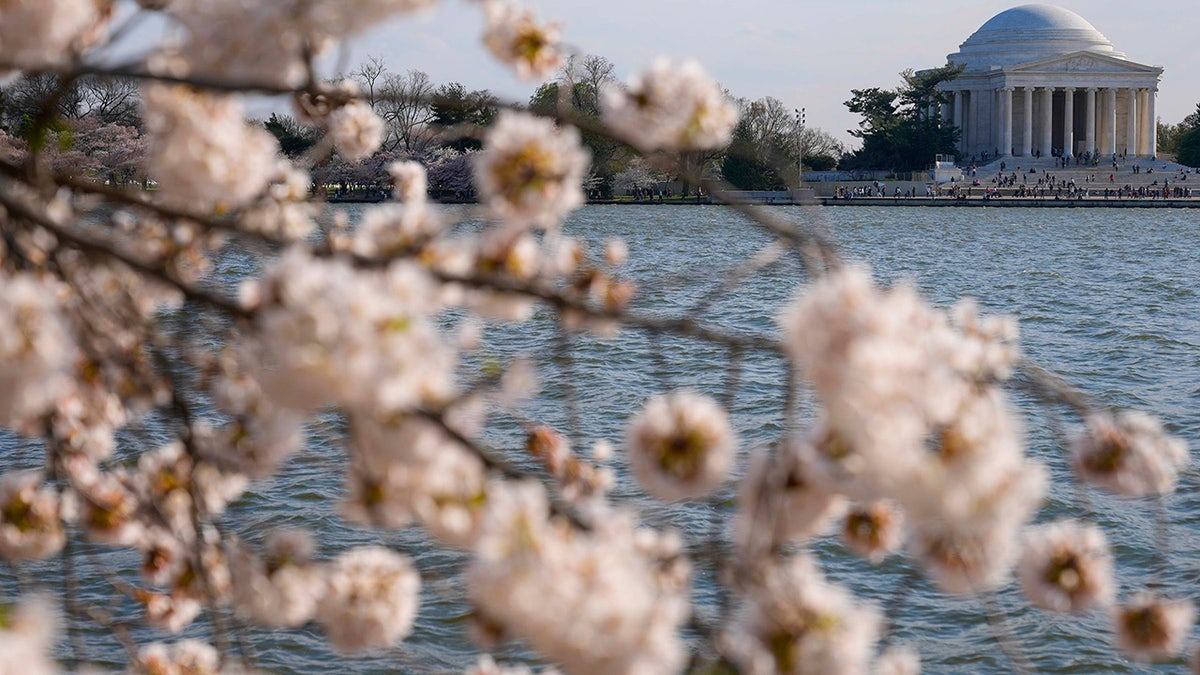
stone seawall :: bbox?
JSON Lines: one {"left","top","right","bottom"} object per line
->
{"left": 820, "top": 197, "right": 1200, "bottom": 208}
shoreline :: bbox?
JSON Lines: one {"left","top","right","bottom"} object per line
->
{"left": 328, "top": 196, "right": 1200, "bottom": 208}
{"left": 817, "top": 197, "right": 1200, "bottom": 208}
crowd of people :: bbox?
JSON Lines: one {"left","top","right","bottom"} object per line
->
{"left": 831, "top": 161, "right": 1200, "bottom": 201}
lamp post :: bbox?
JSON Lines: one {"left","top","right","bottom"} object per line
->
{"left": 795, "top": 107, "right": 806, "bottom": 188}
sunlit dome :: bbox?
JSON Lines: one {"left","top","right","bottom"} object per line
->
{"left": 976, "top": 4, "right": 1097, "bottom": 32}
{"left": 948, "top": 4, "right": 1125, "bottom": 71}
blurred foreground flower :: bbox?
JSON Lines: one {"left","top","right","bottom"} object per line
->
{"left": 602, "top": 58, "right": 738, "bottom": 152}
{"left": 482, "top": 0, "right": 564, "bottom": 81}
{"left": 1113, "top": 593, "right": 1194, "bottom": 663}
{"left": 626, "top": 390, "right": 736, "bottom": 501}
{"left": 474, "top": 111, "right": 590, "bottom": 229}
{"left": 1071, "top": 410, "right": 1189, "bottom": 497}
{"left": 1019, "top": 520, "right": 1114, "bottom": 614}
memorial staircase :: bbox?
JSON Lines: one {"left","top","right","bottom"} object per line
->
{"left": 963, "top": 156, "right": 1198, "bottom": 193}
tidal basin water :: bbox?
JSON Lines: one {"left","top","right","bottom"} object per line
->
{"left": 5, "top": 205, "right": 1200, "bottom": 673}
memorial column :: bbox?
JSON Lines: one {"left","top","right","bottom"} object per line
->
{"left": 1001, "top": 87, "right": 1013, "bottom": 157}
{"left": 1137, "top": 89, "right": 1150, "bottom": 156}
{"left": 1039, "top": 87, "right": 1054, "bottom": 157}
{"left": 1126, "top": 88, "right": 1138, "bottom": 157}
{"left": 953, "top": 90, "right": 964, "bottom": 153}
{"left": 1085, "top": 88, "right": 1097, "bottom": 156}
{"left": 1105, "top": 88, "right": 1118, "bottom": 157}
{"left": 1148, "top": 87, "right": 1158, "bottom": 158}
{"left": 969, "top": 90, "right": 983, "bottom": 157}
{"left": 1063, "top": 87, "right": 1075, "bottom": 158}
{"left": 1022, "top": 86, "right": 1034, "bottom": 157}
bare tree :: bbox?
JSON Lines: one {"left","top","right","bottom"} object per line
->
{"left": 557, "top": 54, "right": 615, "bottom": 116}
{"left": 376, "top": 69, "right": 437, "bottom": 153}
{"left": 0, "top": 73, "right": 85, "bottom": 133}
{"left": 79, "top": 76, "right": 141, "bottom": 128}
{"left": 353, "top": 55, "right": 387, "bottom": 110}
{"left": 742, "top": 97, "right": 793, "bottom": 157}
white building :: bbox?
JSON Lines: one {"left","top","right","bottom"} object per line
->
{"left": 935, "top": 4, "right": 1162, "bottom": 160}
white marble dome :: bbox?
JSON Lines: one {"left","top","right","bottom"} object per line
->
{"left": 948, "top": 4, "right": 1125, "bottom": 71}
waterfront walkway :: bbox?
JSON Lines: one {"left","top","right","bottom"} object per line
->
{"left": 821, "top": 196, "right": 1200, "bottom": 207}
{"left": 824, "top": 156, "right": 1200, "bottom": 206}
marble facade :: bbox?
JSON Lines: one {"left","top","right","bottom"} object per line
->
{"left": 932, "top": 5, "right": 1163, "bottom": 159}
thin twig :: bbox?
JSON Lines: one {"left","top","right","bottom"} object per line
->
{"left": 412, "top": 408, "right": 592, "bottom": 532}
{"left": 1151, "top": 496, "right": 1171, "bottom": 590}
{"left": 430, "top": 268, "right": 784, "bottom": 354}
{"left": 1014, "top": 359, "right": 1093, "bottom": 417}
{"left": 555, "top": 329, "right": 583, "bottom": 442}
{"left": 59, "top": 526, "right": 88, "bottom": 669}
{"left": 722, "top": 345, "right": 743, "bottom": 411}
{"left": 0, "top": 183, "right": 250, "bottom": 318}
{"left": 686, "top": 242, "right": 787, "bottom": 317}
{"left": 648, "top": 330, "right": 672, "bottom": 392}
{"left": 147, "top": 341, "right": 241, "bottom": 662}
{"left": 979, "top": 592, "right": 1036, "bottom": 675}
{"left": 880, "top": 565, "right": 920, "bottom": 647}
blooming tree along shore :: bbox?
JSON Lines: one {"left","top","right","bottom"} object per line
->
{"left": 0, "top": 1, "right": 1194, "bottom": 674}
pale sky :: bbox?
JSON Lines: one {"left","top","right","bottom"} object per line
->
{"left": 331, "top": 0, "right": 1198, "bottom": 148}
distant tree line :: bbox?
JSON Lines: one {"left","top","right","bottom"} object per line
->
{"left": 527, "top": 54, "right": 845, "bottom": 194}
{"left": 34, "top": 59, "right": 1196, "bottom": 187}
{"left": 0, "top": 74, "right": 146, "bottom": 185}
{"left": 1, "top": 55, "right": 853, "bottom": 195}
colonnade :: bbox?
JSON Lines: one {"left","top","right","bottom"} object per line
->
{"left": 946, "top": 85, "right": 1157, "bottom": 159}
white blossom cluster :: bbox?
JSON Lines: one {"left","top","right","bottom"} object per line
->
{"left": 242, "top": 247, "right": 455, "bottom": 414}
{"left": 775, "top": 265, "right": 1052, "bottom": 595}
{"left": 473, "top": 111, "right": 590, "bottom": 229}
{"left": 0, "top": 597, "right": 58, "bottom": 675}
{"left": 1114, "top": 593, "right": 1195, "bottom": 663}
{"left": 292, "top": 80, "right": 387, "bottom": 163}
{"left": 196, "top": 347, "right": 307, "bottom": 479}
{"left": 602, "top": 59, "right": 740, "bottom": 152}
{"left": 328, "top": 100, "right": 386, "bottom": 163}
{"left": 482, "top": 0, "right": 564, "bottom": 81}
{"left": 727, "top": 555, "right": 882, "bottom": 674}
{"left": 0, "top": 271, "right": 74, "bottom": 430}
{"left": 142, "top": 84, "right": 280, "bottom": 211}
{"left": 133, "top": 640, "right": 221, "bottom": 675}
{"left": 155, "top": 0, "right": 435, "bottom": 87}
{"left": 343, "top": 414, "right": 490, "bottom": 545}
{"left": 351, "top": 198, "right": 445, "bottom": 259}
{"left": 469, "top": 483, "right": 689, "bottom": 673}
{"left": 0, "top": 472, "right": 68, "bottom": 560}
{"left": 1071, "top": 409, "right": 1189, "bottom": 497}
{"left": 1019, "top": 520, "right": 1114, "bottom": 613}
{"left": 626, "top": 390, "right": 736, "bottom": 500}
{"left": 0, "top": 0, "right": 110, "bottom": 69}
{"left": 227, "top": 531, "right": 322, "bottom": 628}
{"left": 318, "top": 546, "right": 421, "bottom": 653}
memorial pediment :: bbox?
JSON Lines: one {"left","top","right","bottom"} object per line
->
{"left": 1009, "top": 51, "right": 1161, "bottom": 75}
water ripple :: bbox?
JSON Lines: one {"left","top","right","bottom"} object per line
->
{"left": 4, "top": 205, "right": 1197, "bottom": 673}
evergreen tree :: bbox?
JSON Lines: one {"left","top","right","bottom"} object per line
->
{"left": 721, "top": 117, "right": 785, "bottom": 190}
{"left": 430, "top": 82, "right": 497, "bottom": 152}
{"left": 1158, "top": 103, "right": 1200, "bottom": 165}
{"left": 528, "top": 56, "right": 625, "bottom": 198}
{"left": 264, "top": 114, "right": 317, "bottom": 158}
{"left": 840, "top": 65, "right": 962, "bottom": 171}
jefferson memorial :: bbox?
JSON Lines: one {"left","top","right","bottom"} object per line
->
{"left": 934, "top": 4, "right": 1163, "bottom": 159}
